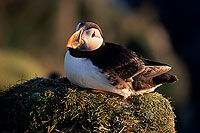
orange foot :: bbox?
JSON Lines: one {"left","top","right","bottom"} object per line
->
{"left": 91, "top": 89, "right": 124, "bottom": 99}
{"left": 91, "top": 89, "right": 108, "bottom": 93}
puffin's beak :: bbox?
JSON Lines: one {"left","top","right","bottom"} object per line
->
{"left": 66, "top": 28, "right": 84, "bottom": 48}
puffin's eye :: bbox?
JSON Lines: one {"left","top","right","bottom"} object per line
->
{"left": 91, "top": 32, "right": 95, "bottom": 38}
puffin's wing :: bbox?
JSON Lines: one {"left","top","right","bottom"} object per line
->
{"left": 93, "top": 42, "right": 146, "bottom": 80}
{"left": 139, "top": 58, "right": 172, "bottom": 78}
{"left": 113, "top": 50, "right": 146, "bottom": 80}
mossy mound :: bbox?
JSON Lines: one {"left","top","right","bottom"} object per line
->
{"left": 0, "top": 77, "right": 175, "bottom": 132}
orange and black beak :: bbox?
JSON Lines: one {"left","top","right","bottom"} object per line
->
{"left": 66, "top": 28, "right": 84, "bottom": 48}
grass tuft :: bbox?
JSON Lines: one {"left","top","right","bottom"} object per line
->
{"left": 0, "top": 77, "right": 175, "bottom": 132}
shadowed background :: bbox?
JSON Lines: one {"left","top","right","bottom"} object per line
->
{"left": 0, "top": 0, "right": 199, "bottom": 132}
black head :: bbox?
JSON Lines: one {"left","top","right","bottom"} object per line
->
{"left": 76, "top": 22, "right": 103, "bottom": 37}
{"left": 66, "top": 22, "right": 104, "bottom": 51}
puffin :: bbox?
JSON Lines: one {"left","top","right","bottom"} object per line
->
{"left": 64, "top": 22, "right": 177, "bottom": 98}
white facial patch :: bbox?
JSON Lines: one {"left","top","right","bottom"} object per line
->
{"left": 81, "top": 28, "right": 103, "bottom": 51}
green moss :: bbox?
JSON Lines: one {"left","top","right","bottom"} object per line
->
{"left": 0, "top": 77, "right": 175, "bottom": 132}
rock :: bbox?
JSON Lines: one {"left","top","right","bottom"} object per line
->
{"left": 0, "top": 77, "right": 175, "bottom": 132}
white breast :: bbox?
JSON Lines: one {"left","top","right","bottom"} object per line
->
{"left": 64, "top": 51, "right": 134, "bottom": 97}
{"left": 64, "top": 51, "right": 117, "bottom": 92}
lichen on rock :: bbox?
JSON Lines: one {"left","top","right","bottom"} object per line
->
{"left": 0, "top": 77, "right": 175, "bottom": 132}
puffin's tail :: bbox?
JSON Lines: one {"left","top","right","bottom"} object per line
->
{"left": 131, "top": 72, "right": 177, "bottom": 95}
{"left": 153, "top": 73, "right": 178, "bottom": 84}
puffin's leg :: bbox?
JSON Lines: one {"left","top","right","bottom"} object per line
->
{"left": 91, "top": 89, "right": 108, "bottom": 93}
{"left": 91, "top": 89, "right": 124, "bottom": 99}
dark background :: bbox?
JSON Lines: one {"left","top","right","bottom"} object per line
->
{"left": 0, "top": 0, "right": 199, "bottom": 132}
